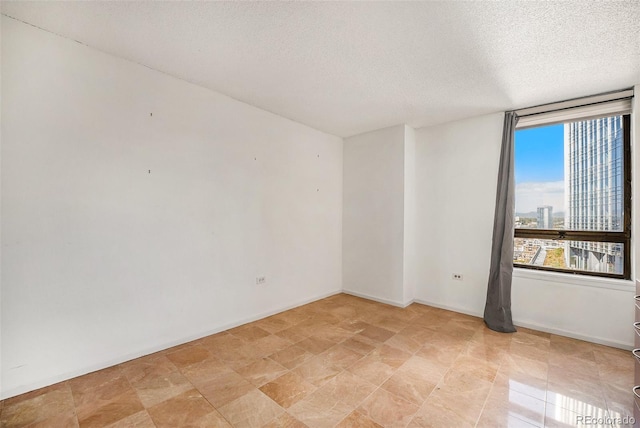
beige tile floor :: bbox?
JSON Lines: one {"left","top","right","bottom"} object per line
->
{"left": 0, "top": 293, "right": 634, "bottom": 427}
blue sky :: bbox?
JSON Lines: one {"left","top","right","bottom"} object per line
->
{"left": 515, "top": 124, "right": 564, "bottom": 183}
{"left": 514, "top": 123, "right": 565, "bottom": 213}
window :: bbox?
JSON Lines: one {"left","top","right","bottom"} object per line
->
{"left": 513, "top": 92, "right": 632, "bottom": 280}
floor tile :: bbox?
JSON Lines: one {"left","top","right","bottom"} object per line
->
{"left": 121, "top": 354, "right": 192, "bottom": 408}
{"left": 235, "top": 357, "right": 289, "bottom": 387}
{"left": 543, "top": 403, "right": 604, "bottom": 428}
{"left": 482, "top": 384, "right": 546, "bottom": 427}
{"left": 197, "top": 331, "right": 243, "bottom": 351}
{"left": 313, "top": 371, "right": 376, "bottom": 407}
{"left": 358, "top": 325, "right": 396, "bottom": 342}
{"left": 292, "top": 356, "right": 342, "bottom": 387}
{"left": 464, "top": 338, "right": 510, "bottom": 364}
{"left": 549, "top": 335, "right": 594, "bottom": 358}
{"left": 288, "top": 388, "right": 354, "bottom": 428}
{"left": 217, "top": 389, "right": 283, "bottom": 427}
{"left": 0, "top": 383, "right": 75, "bottom": 427}
{"left": 371, "top": 315, "right": 411, "bottom": 332}
{"left": 195, "top": 370, "right": 255, "bottom": 408}
{"left": 428, "top": 321, "right": 477, "bottom": 341}
{"left": 382, "top": 365, "right": 437, "bottom": 406}
{"left": 177, "top": 354, "right": 231, "bottom": 384}
{"left": 130, "top": 369, "right": 192, "bottom": 408}
{"left": 254, "top": 316, "right": 293, "bottom": 334}
{"left": 396, "top": 324, "right": 435, "bottom": 346}
{"left": 492, "top": 372, "right": 547, "bottom": 402}
{"left": 68, "top": 366, "right": 124, "bottom": 398}
{"left": 415, "top": 341, "right": 464, "bottom": 367}
{"left": 337, "top": 319, "right": 370, "bottom": 334}
{"left": 603, "top": 382, "right": 634, "bottom": 421}
{"left": 276, "top": 325, "right": 314, "bottom": 343}
{"left": 385, "top": 333, "right": 424, "bottom": 354}
{"left": 296, "top": 336, "right": 337, "bottom": 355}
{"left": 448, "top": 354, "right": 500, "bottom": 383}
{"left": 269, "top": 345, "right": 315, "bottom": 370}
{"left": 512, "top": 331, "right": 550, "bottom": 348}
{"left": 164, "top": 344, "right": 211, "bottom": 369}
{"left": 228, "top": 324, "right": 272, "bottom": 342}
{"left": 147, "top": 389, "right": 231, "bottom": 427}
{"left": 411, "top": 387, "right": 488, "bottom": 427}
{"left": 251, "top": 334, "right": 293, "bottom": 357}
{"left": 318, "top": 344, "right": 364, "bottom": 369}
{"left": 28, "top": 410, "right": 80, "bottom": 428}
{"left": 341, "top": 335, "right": 380, "bottom": 355}
{"left": 348, "top": 354, "right": 397, "bottom": 386}
{"left": 546, "top": 365, "right": 608, "bottom": 410}
{"left": 471, "top": 328, "right": 514, "bottom": 348}
{"left": 436, "top": 366, "right": 494, "bottom": 396}
{"left": 499, "top": 353, "right": 549, "bottom": 384}
{"left": 336, "top": 410, "right": 383, "bottom": 428}
{"left": 70, "top": 367, "right": 145, "bottom": 428}
{"left": 368, "top": 344, "right": 412, "bottom": 368}
{"left": 103, "top": 410, "right": 155, "bottom": 427}
{"left": 509, "top": 341, "right": 550, "bottom": 364}
{"left": 357, "top": 388, "right": 420, "bottom": 428}
{"left": 311, "top": 324, "right": 354, "bottom": 343}
{"left": 76, "top": 388, "right": 144, "bottom": 428}
{"left": 548, "top": 351, "right": 598, "bottom": 374}
{"left": 263, "top": 412, "right": 309, "bottom": 428}
{"left": 260, "top": 372, "right": 317, "bottom": 408}
{"left": 476, "top": 406, "right": 540, "bottom": 428}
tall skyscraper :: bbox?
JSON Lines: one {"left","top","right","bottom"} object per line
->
{"left": 537, "top": 205, "right": 553, "bottom": 229}
{"left": 564, "top": 116, "right": 624, "bottom": 273}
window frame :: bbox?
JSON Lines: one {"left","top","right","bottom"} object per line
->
{"left": 513, "top": 114, "right": 631, "bottom": 280}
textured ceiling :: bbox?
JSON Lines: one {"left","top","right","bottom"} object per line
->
{"left": 2, "top": 1, "right": 639, "bottom": 137}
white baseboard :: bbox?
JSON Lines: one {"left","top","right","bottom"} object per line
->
{"left": 342, "top": 289, "right": 410, "bottom": 308}
{"left": 413, "top": 298, "right": 632, "bottom": 350}
{"left": 511, "top": 318, "right": 633, "bottom": 350}
{"left": 1, "top": 289, "right": 342, "bottom": 400}
{"left": 413, "top": 298, "right": 483, "bottom": 318}
{"left": 5, "top": 288, "right": 631, "bottom": 399}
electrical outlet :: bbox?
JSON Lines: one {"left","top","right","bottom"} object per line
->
{"left": 256, "top": 276, "right": 266, "bottom": 285}
{"left": 452, "top": 273, "right": 463, "bottom": 281}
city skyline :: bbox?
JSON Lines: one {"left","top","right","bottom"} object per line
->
{"left": 514, "top": 115, "right": 625, "bottom": 275}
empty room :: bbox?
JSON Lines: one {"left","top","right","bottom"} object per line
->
{"left": 1, "top": 1, "right": 640, "bottom": 427}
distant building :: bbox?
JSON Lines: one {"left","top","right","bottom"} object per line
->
{"left": 537, "top": 205, "right": 553, "bottom": 229}
{"left": 564, "top": 116, "right": 623, "bottom": 273}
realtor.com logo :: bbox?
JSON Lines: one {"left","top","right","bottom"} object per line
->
{"left": 576, "top": 415, "right": 635, "bottom": 426}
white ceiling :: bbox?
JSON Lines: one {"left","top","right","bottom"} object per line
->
{"left": 2, "top": 1, "right": 639, "bottom": 137}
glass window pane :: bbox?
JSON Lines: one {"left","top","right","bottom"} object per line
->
{"left": 515, "top": 115, "right": 624, "bottom": 232}
{"left": 514, "top": 238, "right": 624, "bottom": 275}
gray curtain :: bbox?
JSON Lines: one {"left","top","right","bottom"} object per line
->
{"left": 484, "top": 111, "right": 519, "bottom": 333}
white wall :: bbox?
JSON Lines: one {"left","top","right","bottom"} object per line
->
{"left": 415, "top": 113, "right": 503, "bottom": 314}
{"left": 415, "top": 111, "right": 636, "bottom": 349}
{"left": 342, "top": 125, "right": 406, "bottom": 305}
{"left": 1, "top": 16, "right": 343, "bottom": 398}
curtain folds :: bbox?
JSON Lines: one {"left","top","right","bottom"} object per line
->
{"left": 484, "top": 111, "right": 519, "bottom": 333}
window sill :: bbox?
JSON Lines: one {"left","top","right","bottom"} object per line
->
{"left": 513, "top": 267, "right": 634, "bottom": 292}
